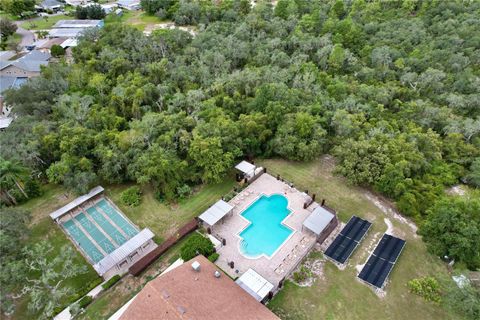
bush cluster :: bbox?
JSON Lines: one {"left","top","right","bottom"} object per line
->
{"left": 407, "top": 276, "right": 442, "bottom": 303}
{"left": 101, "top": 274, "right": 121, "bottom": 290}
{"left": 180, "top": 233, "right": 214, "bottom": 261}
{"left": 207, "top": 252, "right": 219, "bottom": 262}
{"left": 121, "top": 186, "right": 142, "bottom": 207}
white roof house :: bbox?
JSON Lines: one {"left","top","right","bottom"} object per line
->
{"left": 236, "top": 268, "right": 274, "bottom": 301}
{"left": 50, "top": 186, "right": 104, "bottom": 220}
{"left": 117, "top": 0, "right": 141, "bottom": 10}
{"left": 93, "top": 228, "right": 154, "bottom": 276}
{"left": 235, "top": 160, "right": 256, "bottom": 175}
{"left": 198, "top": 200, "right": 233, "bottom": 226}
{"left": 302, "top": 206, "right": 335, "bottom": 236}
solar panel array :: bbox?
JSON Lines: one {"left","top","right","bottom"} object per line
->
{"left": 358, "top": 234, "right": 406, "bottom": 289}
{"left": 324, "top": 216, "right": 372, "bottom": 264}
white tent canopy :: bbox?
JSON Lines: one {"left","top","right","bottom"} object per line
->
{"left": 198, "top": 200, "right": 233, "bottom": 226}
{"left": 236, "top": 268, "right": 274, "bottom": 302}
{"left": 303, "top": 206, "right": 335, "bottom": 236}
{"left": 235, "top": 160, "right": 256, "bottom": 175}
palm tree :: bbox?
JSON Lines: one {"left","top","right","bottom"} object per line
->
{"left": 0, "top": 158, "right": 30, "bottom": 204}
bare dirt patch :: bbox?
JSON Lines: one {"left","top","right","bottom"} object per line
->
{"left": 446, "top": 184, "right": 467, "bottom": 196}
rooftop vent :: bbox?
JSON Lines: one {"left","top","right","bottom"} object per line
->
{"left": 214, "top": 271, "right": 221, "bottom": 278}
{"left": 192, "top": 261, "right": 200, "bottom": 272}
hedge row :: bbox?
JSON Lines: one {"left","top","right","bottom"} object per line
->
{"left": 102, "top": 274, "right": 121, "bottom": 290}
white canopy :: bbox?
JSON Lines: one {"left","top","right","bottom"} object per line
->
{"left": 50, "top": 186, "right": 104, "bottom": 220}
{"left": 236, "top": 268, "right": 274, "bottom": 301}
{"left": 235, "top": 160, "right": 256, "bottom": 175}
{"left": 198, "top": 200, "right": 233, "bottom": 226}
{"left": 94, "top": 228, "right": 154, "bottom": 276}
{"left": 303, "top": 206, "right": 335, "bottom": 236}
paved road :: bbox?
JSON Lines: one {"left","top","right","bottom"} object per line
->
{"left": 14, "top": 21, "right": 35, "bottom": 47}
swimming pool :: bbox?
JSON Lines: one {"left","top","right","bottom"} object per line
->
{"left": 239, "top": 194, "right": 293, "bottom": 258}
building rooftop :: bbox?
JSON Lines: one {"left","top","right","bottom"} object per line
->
{"left": 118, "top": 255, "right": 279, "bottom": 320}
{"left": 53, "top": 19, "right": 103, "bottom": 28}
{"left": 303, "top": 206, "right": 335, "bottom": 235}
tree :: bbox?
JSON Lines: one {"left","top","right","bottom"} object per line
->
{"left": 20, "top": 241, "right": 88, "bottom": 319}
{"left": 466, "top": 157, "right": 480, "bottom": 187}
{"left": 75, "top": 4, "right": 106, "bottom": 20}
{"left": 188, "top": 135, "right": 234, "bottom": 184}
{"left": 0, "top": 208, "right": 30, "bottom": 314}
{"left": 272, "top": 112, "right": 327, "bottom": 161}
{"left": 180, "top": 233, "right": 214, "bottom": 261}
{"left": 0, "top": 157, "right": 30, "bottom": 205}
{"left": 0, "top": 18, "right": 17, "bottom": 42}
{"left": 420, "top": 196, "right": 480, "bottom": 269}
{"left": 50, "top": 44, "right": 65, "bottom": 57}
{"left": 1, "top": 0, "right": 35, "bottom": 16}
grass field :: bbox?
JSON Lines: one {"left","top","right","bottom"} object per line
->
{"left": 260, "top": 157, "right": 460, "bottom": 320}
{"left": 20, "top": 14, "right": 73, "bottom": 30}
{"left": 105, "top": 10, "right": 164, "bottom": 31}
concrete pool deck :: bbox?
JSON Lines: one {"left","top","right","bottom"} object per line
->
{"left": 213, "top": 173, "right": 318, "bottom": 288}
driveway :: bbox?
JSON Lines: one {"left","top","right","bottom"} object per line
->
{"left": 14, "top": 21, "right": 35, "bottom": 47}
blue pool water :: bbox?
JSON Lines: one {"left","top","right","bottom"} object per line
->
{"left": 239, "top": 194, "right": 293, "bottom": 258}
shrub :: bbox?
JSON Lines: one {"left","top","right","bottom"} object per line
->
{"left": 407, "top": 276, "right": 442, "bottom": 303}
{"left": 51, "top": 44, "right": 65, "bottom": 57}
{"left": 208, "top": 253, "right": 219, "bottom": 262}
{"left": 180, "top": 233, "right": 214, "bottom": 261}
{"left": 77, "top": 295, "right": 93, "bottom": 309}
{"left": 121, "top": 186, "right": 141, "bottom": 207}
{"left": 292, "top": 266, "right": 312, "bottom": 283}
{"left": 176, "top": 184, "right": 192, "bottom": 199}
{"left": 102, "top": 274, "right": 121, "bottom": 290}
{"left": 25, "top": 178, "right": 42, "bottom": 198}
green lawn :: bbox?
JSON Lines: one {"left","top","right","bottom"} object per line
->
{"left": 261, "top": 157, "right": 460, "bottom": 320}
{"left": 106, "top": 179, "right": 235, "bottom": 241}
{"left": 105, "top": 10, "right": 165, "bottom": 31}
{"left": 20, "top": 14, "right": 73, "bottom": 30}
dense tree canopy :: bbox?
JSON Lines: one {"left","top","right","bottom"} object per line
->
{"left": 1, "top": 0, "right": 479, "bottom": 265}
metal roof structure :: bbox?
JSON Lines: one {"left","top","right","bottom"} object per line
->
{"left": 302, "top": 206, "right": 335, "bottom": 235}
{"left": 50, "top": 186, "right": 104, "bottom": 220}
{"left": 235, "top": 160, "right": 256, "bottom": 175}
{"left": 0, "top": 51, "right": 16, "bottom": 61}
{"left": 61, "top": 38, "right": 78, "bottom": 48}
{"left": 49, "top": 28, "right": 85, "bottom": 38}
{"left": 53, "top": 20, "right": 103, "bottom": 28}
{"left": 236, "top": 268, "right": 274, "bottom": 302}
{"left": 0, "top": 117, "right": 13, "bottom": 129}
{"left": 198, "top": 200, "right": 233, "bottom": 226}
{"left": 94, "top": 228, "right": 154, "bottom": 276}
{"left": 0, "top": 50, "right": 50, "bottom": 72}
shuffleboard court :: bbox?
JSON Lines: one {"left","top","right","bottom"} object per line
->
{"left": 74, "top": 212, "right": 116, "bottom": 254}
{"left": 86, "top": 206, "right": 127, "bottom": 246}
{"left": 96, "top": 199, "right": 138, "bottom": 237}
{"left": 62, "top": 220, "right": 105, "bottom": 263}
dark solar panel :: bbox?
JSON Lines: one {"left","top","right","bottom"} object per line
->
{"left": 324, "top": 216, "right": 371, "bottom": 264}
{"left": 358, "top": 234, "right": 406, "bottom": 289}
{"left": 358, "top": 255, "right": 394, "bottom": 288}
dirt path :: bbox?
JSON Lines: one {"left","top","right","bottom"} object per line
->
{"left": 364, "top": 191, "right": 418, "bottom": 235}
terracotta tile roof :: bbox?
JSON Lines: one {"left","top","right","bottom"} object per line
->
{"left": 119, "top": 255, "right": 279, "bottom": 320}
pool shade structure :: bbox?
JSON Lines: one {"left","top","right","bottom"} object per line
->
{"left": 324, "top": 216, "right": 371, "bottom": 264}
{"left": 358, "top": 234, "right": 406, "bottom": 289}
{"left": 236, "top": 268, "right": 274, "bottom": 302}
{"left": 235, "top": 160, "right": 256, "bottom": 177}
{"left": 198, "top": 200, "right": 234, "bottom": 227}
{"left": 302, "top": 206, "right": 338, "bottom": 243}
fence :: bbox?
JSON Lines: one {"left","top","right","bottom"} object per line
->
{"left": 129, "top": 219, "right": 198, "bottom": 276}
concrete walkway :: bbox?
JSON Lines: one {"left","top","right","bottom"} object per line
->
{"left": 53, "top": 281, "right": 106, "bottom": 320}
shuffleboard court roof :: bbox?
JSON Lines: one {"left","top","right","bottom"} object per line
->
{"left": 324, "top": 216, "right": 371, "bottom": 264}
{"left": 94, "top": 228, "right": 154, "bottom": 276}
{"left": 303, "top": 206, "right": 335, "bottom": 235}
{"left": 198, "top": 200, "right": 233, "bottom": 226}
{"left": 236, "top": 268, "right": 274, "bottom": 302}
{"left": 235, "top": 160, "right": 256, "bottom": 175}
{"left": 358, "top": 234, "right": 406, "bottom": 289}
{"left": 50, "top": 186, "right": 104, "bottom": 220}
